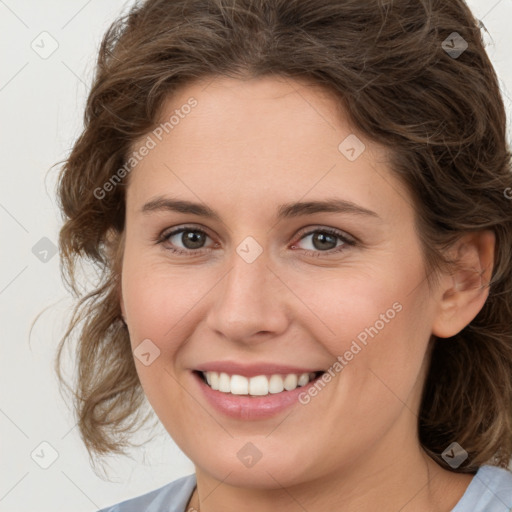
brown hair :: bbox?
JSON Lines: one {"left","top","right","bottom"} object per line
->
{"left": 55, "top": 0, "right": 512, "bottom": 473}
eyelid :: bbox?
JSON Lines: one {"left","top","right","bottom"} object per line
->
{"left": 157, "top": 223, "right": 357, "bottom": 255}
{"left": 157, "top": 224, "right": 216, "bottom": 249}
{"left": 294, "top": 224, "right": 357, "bottom": 244}
{"left": 159, "top": 223, "right": 357, "bottom": 242}
{"left": 158, "top": 223, "right": 212, "bottom": 238}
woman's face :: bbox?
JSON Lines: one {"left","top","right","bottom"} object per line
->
{"left": 120, "top": 75, "right": 443, "bottom": 487}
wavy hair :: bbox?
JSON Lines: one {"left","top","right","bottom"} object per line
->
{"left": 55, "top": 0, "right": 512, "bottom": 473}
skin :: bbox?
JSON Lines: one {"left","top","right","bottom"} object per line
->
{"left": 119, "top": 75, "right": 495, "bottom": 512}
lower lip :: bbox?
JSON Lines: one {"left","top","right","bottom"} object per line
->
{"left": 192, "top": 371, "right": 323, "bottom": 420}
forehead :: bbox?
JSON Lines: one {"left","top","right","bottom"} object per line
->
{"left": 125, "top": 75, "right": 410, "bottom": 223}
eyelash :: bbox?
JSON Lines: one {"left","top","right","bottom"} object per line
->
{"left": 156, "top": 225, "right": 357, "bottom": 258}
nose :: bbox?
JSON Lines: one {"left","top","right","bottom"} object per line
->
{"left": 205, "top": 246, "right": 290, "bottom": 345}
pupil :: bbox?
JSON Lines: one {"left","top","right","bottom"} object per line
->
{"left": 183, "top": 230, "right": 205, "bottom": 249}
{"left": 313, "top": 232, "right": 336, "bottom": 250}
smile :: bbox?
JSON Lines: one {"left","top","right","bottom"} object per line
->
{"left": 192, "top": 362, "right": 329, "bottom": 419}
{"left": 198, "top": 370, "right": 324, "bottom": 396}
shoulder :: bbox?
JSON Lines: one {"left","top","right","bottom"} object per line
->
{"left": 96, "top": 473, "right": 196, "bottom": 512}
{"left": 452, "top": 464, "right": 512, "bottom": 512}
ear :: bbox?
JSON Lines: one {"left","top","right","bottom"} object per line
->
{"left": 431, "top": 230, "right": 495, "bottom": 338}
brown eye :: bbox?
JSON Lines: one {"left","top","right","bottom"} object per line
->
{"left": 291, "top": 227, "right": 356, "bottom": 257}
{"left": 159, "top": 227, "right": 215, "bottom": 255}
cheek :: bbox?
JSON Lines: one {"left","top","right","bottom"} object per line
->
{"left": 293, "top": 266, "right": 414, "bottom": 355}
{"left": 121, "top": 254, "right": 206, "bottom": 351}
{"left": 301, "top": 255, "right": 432, "bottom": 400}
{"left": 120, "top": 258, "right": 203, "bottom": 434}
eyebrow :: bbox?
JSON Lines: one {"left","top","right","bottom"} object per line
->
{"left": 141, "top": 196, "right": 381, "bottom": 221}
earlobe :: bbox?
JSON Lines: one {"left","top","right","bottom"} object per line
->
{"left": 431, "top": 230, "right": 495, "bottom": 339}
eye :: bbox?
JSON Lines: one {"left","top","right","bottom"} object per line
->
{"left": 157, "top": 226, "right": 216, "bottom": 255}
{"left": 156, "top": 225, "right": 356, "bottom": 257}
{"left": 290, "top": 227, "right": 356, "bottom": 257}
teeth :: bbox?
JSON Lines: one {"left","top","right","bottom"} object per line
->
{"left": 283, "top": 373, "right": 298, "bottom": 390}
{"left": 209, "top": 371, "right": 219, "bottom": 390}
{"left": 268, "top": 375, "right": 284, "bottom": 394}
{"left": 201, "top": 371, "right": 320, "bottom": 396}
{"left": 298, "top": 373, "right": 310, "bottom": 387}
{"left": 230, "top": 374, "right": 249, "bottom": 395}
{"left": 218, "top": 372, "right": 230, "bottom": 392}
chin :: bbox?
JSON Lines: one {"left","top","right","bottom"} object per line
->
{"left": 193, "top": 449, "right": 319, "bottom": 490}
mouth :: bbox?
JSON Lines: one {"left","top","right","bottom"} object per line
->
{"left": 194, "top": 370, "right": 325, "bottom": 396}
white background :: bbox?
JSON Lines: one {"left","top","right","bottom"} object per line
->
{"left": 1, "top": 0, "right": 511, "bottom": 510}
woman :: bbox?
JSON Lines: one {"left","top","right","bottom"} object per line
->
{"left": 55, "top": 0, "right": 512, "bottom": 510}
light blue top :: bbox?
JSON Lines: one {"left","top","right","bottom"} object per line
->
{"left": 97, "top": 474, "right": 197, "bottom": 512}
{"left": 97, "top": 464, "right": 512, "bottom": 512}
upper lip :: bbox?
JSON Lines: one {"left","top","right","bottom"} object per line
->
{"left": 194, "top": 361, "right": 325, "bottom": 377}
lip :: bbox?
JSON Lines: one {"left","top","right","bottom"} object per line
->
{"left": 191, "top": 367, "right": 326, "bottom": 421}
{"left": 194, "top": 361, "right": 324, "bottom": 378}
